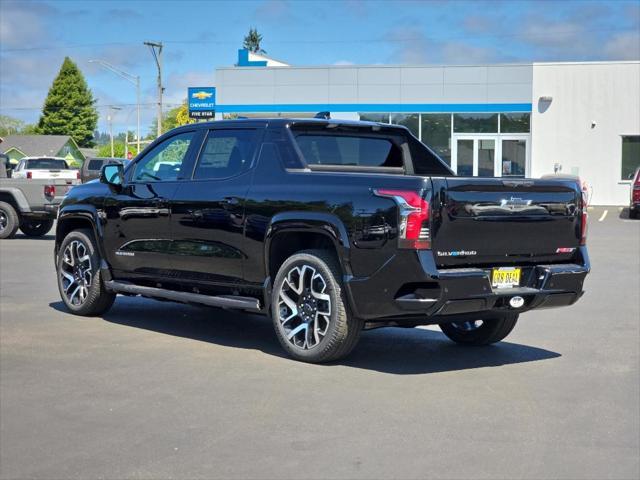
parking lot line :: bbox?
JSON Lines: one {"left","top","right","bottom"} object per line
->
{"left": 598, "top": 210, "right": 608, "bottom": 222}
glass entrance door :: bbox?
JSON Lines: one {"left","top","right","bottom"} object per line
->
{"left": 453, "top": 137, "right": 497, "bottom": 177}
{"left": 453, "top": 136, "right": 528, "bottom": 177}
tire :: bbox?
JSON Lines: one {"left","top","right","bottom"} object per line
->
{"left": 56, "top": 228, "right": 116, "bottom": 316}
{"left": 271, "top": 249, "right": 363, "bottom": 363}
{"left": 439, "top": 313, "right": 519, "bottom": 346}
{"left": 0, "top": 201, "right": 19, "bottom": 239}
{"left": 630, "top": 209, "right": 638, "bottom": 219}
{"left": 19, "top": 218, "right": 54, "bottom": 237}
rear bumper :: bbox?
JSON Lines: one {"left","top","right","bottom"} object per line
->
{"left": 22, "top": 204, "right": 58, "bottom": 220}
{"left": 345, "top": 247, "right": 590, "bottom": 322}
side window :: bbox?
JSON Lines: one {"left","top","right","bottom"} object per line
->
{"left": 132, "top": 132, "right": 194, "bottom": 182}
{"left": 193, "top": 129, "right": 258, "bottom": 180}
{"left": 294, "top": 134, "right": 404, "bottom": 168}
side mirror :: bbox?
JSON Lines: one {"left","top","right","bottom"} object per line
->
{"left": 100, "top": 163, "right": 124, "bottom": 189}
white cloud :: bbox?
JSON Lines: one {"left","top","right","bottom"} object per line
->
{"left": 386, "top": 26, "right": 502, "bottom": 64}
{"left": 0, "top": 1, "right": 59, "bottom": 49}
{"left": 602, "top": 31, "right": 640, "bottom": 60}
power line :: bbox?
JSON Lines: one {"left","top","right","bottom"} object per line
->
{"left": 1, "top": 26, "right": 637, "bottom": 53}
{"left": 0, "top": 102, "right": 183, "bottom": 112}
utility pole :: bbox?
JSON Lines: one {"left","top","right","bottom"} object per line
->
{"left": 144, "top": 41, "right": 163, "bottom": 138}
{"left": 108, "top": 106, "right": 122, "bottom": 157}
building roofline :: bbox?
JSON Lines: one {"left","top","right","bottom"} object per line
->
{"left": 218, "top": 59, "right": 639, "bottom": 71}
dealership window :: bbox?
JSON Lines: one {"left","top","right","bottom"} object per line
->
{"left": 421, "top": 114, "right": 452, "bottom": 166}
{"left": 500, "top": 113, "right": 530, "bottom": 133}
{"left": 359, "top": 113, "right": 390, "bottom": 124}
{"left": 390, "top": 113, "right": 419, "bottom": 138}
{"left": 453, "top": 113, "right": 499, "bottom": 133}
{"left": 621, "top": 136, "right": 640, "bottom": 180}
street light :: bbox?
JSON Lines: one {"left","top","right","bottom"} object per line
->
{"left": 89, "top": 59, "right": 141, "bottom": 153}
{"left": 107, "top": 106, "right": 122, "bottom": 158}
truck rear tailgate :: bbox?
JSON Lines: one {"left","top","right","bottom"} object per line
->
{"left": 431, "top": 177, "right": 584, "bottom": 267}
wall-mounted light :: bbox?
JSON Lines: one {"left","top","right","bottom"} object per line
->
{"left": 539, "top": 95, "right": 553, "bottom": 102}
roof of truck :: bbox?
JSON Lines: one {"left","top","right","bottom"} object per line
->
{"left": 189, "top": 118, "right": 406, "bottom": 129}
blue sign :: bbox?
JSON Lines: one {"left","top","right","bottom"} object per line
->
{"left": 188, "top": 87, "right": 216, "bottom": 118}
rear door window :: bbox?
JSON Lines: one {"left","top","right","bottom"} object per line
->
{"left": 87, "top": 160, "right": 104, "bottom": 171}
{"left": 193, "top": 129, "right": 259, "bottom": 180}
{"left": 294, "top": 134, "right": 403, "bottom": 168}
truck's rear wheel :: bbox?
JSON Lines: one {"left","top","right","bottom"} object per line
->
{"left": 0, "top": 201, "right": 19, "bottom": 239}
{"left": 439, "top": 313, "right": 518, "bottom": 345}
{"left": 56, "top": 229, "right": 116, "bottom": 316}
{"left": 20, "top": 218, "right": 54, "bottom": 237}
{"left": 271, "top": 249, "right": 363, "bottom": 363}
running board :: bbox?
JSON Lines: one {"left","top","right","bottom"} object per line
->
{"left": 105, "top": 281, "right": 261, "bottom": 312}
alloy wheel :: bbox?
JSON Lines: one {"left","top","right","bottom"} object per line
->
{"left": 277, "top": 264, "right": 332, "bottom": 350}
{"left": 0, "top": 210, "right": 7, "bottom": 233}
{"left": 59, "top": 240, "right": 93, "bottom": 306}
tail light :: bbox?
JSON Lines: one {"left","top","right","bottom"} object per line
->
{"left": 374, "top": 189, "right": 430, "bottom": 249}
{"left": 26, "top": 171, "right": 32, "bottom": 179}
{"left": 44, "top": 185, "right": 56, "bottom": 200}
{"left": 633, "top": 184, "right": 640, "bottom": 203}
{"left": 580, "top": 210, "right": 588, "bottom": 246}
{"left": 76, "top": 171, "right": 80, "bottom": 180}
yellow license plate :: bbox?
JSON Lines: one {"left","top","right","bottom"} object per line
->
{"left": 492, "top": 267, "right": 521, "bottom": 288}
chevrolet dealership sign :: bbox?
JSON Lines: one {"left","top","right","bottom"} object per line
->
{"left": 188, "top": 87, "right": 216, "bottom": 119}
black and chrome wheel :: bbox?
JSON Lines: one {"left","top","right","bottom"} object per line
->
{"left": 271, "top": 249, "right": 363, "bottom": 363}
{"left": 56, "top": 229, "right": 115, "bottom": 316}
{"left": 0, "top": 201, "right": 19, "bottom": 239}
{"left": 439, "top": 314, "right": 519, "bottom": 345}
{"left": 19, "top": 218, "right": 54, "bottom": 237}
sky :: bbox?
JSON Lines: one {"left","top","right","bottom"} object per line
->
{"left": 1, "top": 0, "right": 639, "bottom": 136}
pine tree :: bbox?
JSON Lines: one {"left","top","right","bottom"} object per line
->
{"left": 37, "top": 57, "right": 98, "bottom": 147}
{"left": 243, "top": 27, "right": 266, "bottom": 54}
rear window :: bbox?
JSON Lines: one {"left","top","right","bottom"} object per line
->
{"left": 25, "top": 159, "right": 68, "bottom": 169}
{"left": 294, "top": 134, "right": 403, "bottom": 168}
{"left": 87, "top": 160, "right": 104, "bottom": 170}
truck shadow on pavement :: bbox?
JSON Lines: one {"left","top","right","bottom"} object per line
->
{"left": 50, "top": 297, "right": 561, "bottom": 375}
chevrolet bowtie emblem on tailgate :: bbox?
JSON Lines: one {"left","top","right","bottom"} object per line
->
{"left": 501, "top": 197, "right": 532, "bottom": 207}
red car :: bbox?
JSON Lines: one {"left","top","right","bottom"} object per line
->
{"left": 630, "top": 167, "right": 640, "bottom": 219}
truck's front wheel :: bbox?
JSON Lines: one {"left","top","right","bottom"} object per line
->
{"left": 439, "top": 314, "right": 518, "bottom": 345}
{"left": 56, "top": 229, "right": 116, "bottom": 316}
{"left": 271, "top": 249, "right": 363, "bottom": 363}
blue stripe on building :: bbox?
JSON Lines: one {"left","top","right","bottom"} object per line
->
{"left": 215, "top": 103, "right": 533, "bottom": 113}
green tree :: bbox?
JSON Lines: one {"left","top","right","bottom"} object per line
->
{"left": 0, "top": 115, "right": 25, "bottom": 136}
{"left": 243, "top": 27, "right": 265, "bottom": 54}
{"left": 37, "top": 57, "right": 98, "bottom": 147}
{"left": 147, "top": 101, "right": 195, "bottom": 137}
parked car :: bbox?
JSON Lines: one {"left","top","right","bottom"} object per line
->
{"left": 0, "top": 176, "right": 77, "bottom": 238}
{"left": 0, "top": 153, "right": 12, "bottom": 178}
{"left": 54, "top": 119, "right": 590, "bottom": 363}
{"left": 80, "top": 157, "right": 130, "bottom": 183}
{"left": 629, "top": 167, "right": 640, "bottom": 219}
{"left": 12, "top": 157, "right": 79, "bottom": 181}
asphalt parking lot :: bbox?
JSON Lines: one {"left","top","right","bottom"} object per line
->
{"left": 0, "top": 207, "right": 638, "bottom": 480}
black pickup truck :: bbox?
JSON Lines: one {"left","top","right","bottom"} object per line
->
{"left": 54, "top": 119, "right": 589, "bottom": 362}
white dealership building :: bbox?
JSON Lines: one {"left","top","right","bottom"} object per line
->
{"left": 213, "top": 52, "right": 639, "bottom": 205}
